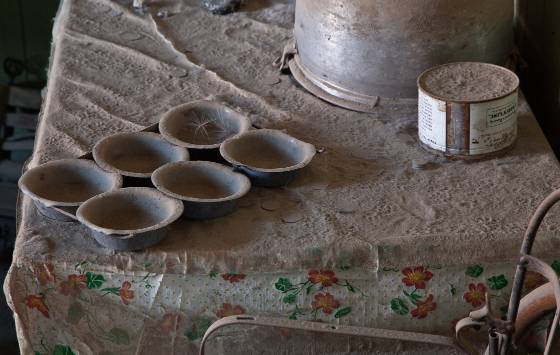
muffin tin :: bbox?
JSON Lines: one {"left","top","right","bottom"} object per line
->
{"left": 18, "top": 101, "right": 316, "bottom": 251}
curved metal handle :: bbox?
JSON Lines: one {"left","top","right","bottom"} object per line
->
{"left": 455, "top": 317, "right": 486, "bottom": 355}
{"left": 199, "top": 315, "right": 459, "bottom": 355}
{"left": 504, "top": 189, "right": 560, "bottom": 355}
{"left": 519, "top": 255, "right": 560, "bottom": 355}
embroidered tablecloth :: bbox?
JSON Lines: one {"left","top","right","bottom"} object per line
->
{"left": 4, "top": 0, "right": 560, "bottom": 354}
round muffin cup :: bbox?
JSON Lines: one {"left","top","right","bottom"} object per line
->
{"left": 19, "top": 158, "right": 123, "bottom": 207}
{"left": 77, "top": 187, "right": 183, "bottom": 236}
{"left": 93, "top": 132, "right": 189, "bottom": 178}
{"left": 159, "top": 101, "right": 251, "bottom": 150}
{"left": 152, "top": 161, "right": 251, "bottom": 219}
{"left": 219, "top": 129, "right": 316, "bottom": 187}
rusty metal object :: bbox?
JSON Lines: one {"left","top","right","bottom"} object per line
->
{"left": 515, "top": 256, "right": 560, "bottom": 354}
{"left": 418, "top": 62, "right": 519, "bottom": 158}
{"left": 454, "top": 188, "right": 560, "bottom": 355}
{"left": 285, "top": 0, "right": 514, "bottom": 111}
{"left": 199, "top": 315, "right": 459, "bottom": 355}
{"left": 455, "top": 292, "right": 511, "bottom": 355}
{"left": 514, "top": 283, "right": 557, "bottom": 345}
{"left": 455, "top": 255, "right": 560, "bottom": 355}
{"left": 504, "top": 189, "right": 560, "bottom": 355}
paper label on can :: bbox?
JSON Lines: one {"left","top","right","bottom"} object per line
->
{"left": 418, "top": 89, "right": 446, "bottom": 151}
{"left": 469, "top": 93, "right": 518, "bottom": 155}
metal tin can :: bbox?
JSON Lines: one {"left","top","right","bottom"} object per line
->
{"left": 417, "top": 62, "right": 520, "bottom": 158}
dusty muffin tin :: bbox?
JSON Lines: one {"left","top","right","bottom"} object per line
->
{"left": 19, "top": 101, "right": 317, "bottom": 251}
{"left": 76, "top": 187, "right": 183, "bottom": 251}
{"left": 220, "top": 129, "right": 316, "bottom": 187}
{"left": 93, "top": 131, "right": 190, "bottom": 178}
{"left": 152, "top": 161, "right": 251, "bottom": 219}
{"left": 18, "top": 159, "right": 123, "bottom": 222}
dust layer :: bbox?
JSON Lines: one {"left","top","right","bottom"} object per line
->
{"left": 419, "top": 62, "right": 519, "bottom": 102}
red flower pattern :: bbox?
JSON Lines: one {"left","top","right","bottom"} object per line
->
{"left": 25, "top": 295, "right": 49, "bottom": 318}
{"left": 463, "top": 283, "right": 487, "bottom": 307}
{"left": 312, "top": 292, "right": 341, "bottom": 314}
{"left": 59, "top": 274, "right": 86, "bottom": 297}
{"left": 411, "top": 294, "right": 437, "bottom": 319}
{"left": 308, "top": 270, "right": 338, "bottom": 287}
{"left": 401, "top": 267, "right": 433, "bottom": 289}
{"left": 35, "top": 263, "right": 55, "bottom": 286}
{"left": 221, "top": 273, "right": 246, "bottom": 284}
{"left": 159, "top": 313, "right": 181, "bottom": 334}
{"left": 216, "top": 303, "right": 245, "bottom": 318}
{"left": 119, "top": 281, "right": 134, "bottom": 305}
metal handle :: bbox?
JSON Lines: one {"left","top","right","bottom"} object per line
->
{"left": 274, "top": 38, "right": 296, "bottom": 71}
{"left": 504, "top": 188, "right": 560, "bottom": 355}
{"left": 199, "top": 315, "right": 459, "bottom": 355}
{"left": 519, "top": 255, "right": 560, "bottom": 355}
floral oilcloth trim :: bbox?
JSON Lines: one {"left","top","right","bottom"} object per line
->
{"left": 17, "top": 260, "right": 560, "bottom": 354}
{"left": 273, "top": 269, "right": 359, "bottom": 320}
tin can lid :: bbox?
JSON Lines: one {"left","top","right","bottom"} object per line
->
{"left": 417, "top": 62, "right": 519, "bottom": 103}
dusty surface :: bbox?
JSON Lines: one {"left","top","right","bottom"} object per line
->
{"left": 3, "top": 1, "right": 560, "bottom": 353}
{"left": 13, "top": 0, "right": 559, "bottom": 274}
{"left": 419, "top": 62, "right": 519, "bottom": 102}
{"left": 5, "top": 0, "right": 559, "bottom": 270}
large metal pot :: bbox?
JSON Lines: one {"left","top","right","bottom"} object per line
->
{"left": 286, "top": 0, "right": 514, "bottom": 112}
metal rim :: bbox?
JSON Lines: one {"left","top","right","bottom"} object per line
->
{"left": 419, "top": 140, "right": 517, "bottom": 160}
{"left": 92, "top": 132, "right": 190, "bottom": 178}
{"left": 417, "top": 62, "right": 520, "bottom": 104}
{"left": 19, "top": 158, "right": 123, "bottom": 207}
{"left": 76, "top": 187, "right": 184, "bottom": 236}
{"left": 288, "top": 55, "right": 379, "bottom": 113}
{"left": 219, "top": 129, "right": 316, "bottom": 173}
{"left": 159, "top": 100, "right": 252, "bottom": 150}
{"left": 151, "top": 161, "right": 251, "bottom": 203}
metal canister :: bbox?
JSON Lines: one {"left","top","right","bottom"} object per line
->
{"left": 286, "top": 0, "right": 514, "bottom": 112}
{"left": 417, "top": 62, "right": 520, "bottom": 158}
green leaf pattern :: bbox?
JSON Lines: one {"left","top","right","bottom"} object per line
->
{"left": 390, "top": 298, "right": 409, "bottom": 315}
{"left": 466, "top": 265, "right": 484, "bottom": 278}
{"left": 273, "top": 270, "right": 359, "bottom": 321}
{"left": 53, "top": 345, "right": 75, "bottom": 355}
{"left": 487, "top": 275, "right": 508, "bottom": 290}
{"left": 334, "top": 307, "right": 352, "bottom": 318}
{"left": 85, "top": 272, "right": 106, "bottom": 289}
{"left": 185, "top": 318, "right": 212, "bottom": 341}
{"left": 275, "top": 278, "right": 293, "bottom": 292}
{"left": 552, "top": 261, "right": 560, "bottom": 276}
